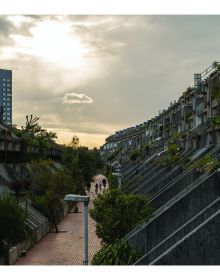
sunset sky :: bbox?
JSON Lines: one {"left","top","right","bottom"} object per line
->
{"left": 1, "top": 15, "right": 220, "bottom": 147}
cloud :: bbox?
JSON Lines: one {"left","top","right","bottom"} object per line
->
{"left": 62, "top": 92, "right": 93, "bottom": 104}
{"left": 2, "top": 15, "right": 220, "bottom": 148}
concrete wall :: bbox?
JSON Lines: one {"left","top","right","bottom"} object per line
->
{"left": 136, "top": 197, "right": 220, "bottom": 264}
{"left": 150, "top": 168, "right": 197, "bottom": 211}
{"left": 153, "top": 210, "right": 220, "bottom": 265}
{"left": 128, "top": 172, "right": 220, "bottom": 257}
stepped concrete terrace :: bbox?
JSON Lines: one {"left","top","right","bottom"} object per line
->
{"left": 101, "top": 62, "right": 220, "bottom": 264}
{"left": 126, "top": 170, "right": 220, "bottom": 262}
{"left": 143, "top": 145, "right": 216, "bottom": 198}
{"left": 151, "top": 207, "right": 220, "bottom": 265}
{"left": 136, "top": 196, "right": 220, "bottom": 264}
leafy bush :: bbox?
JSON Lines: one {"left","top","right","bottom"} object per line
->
{"left": 212, "top": 115, "right": 220, "bottom": 127}
{"left": 31, "top": 160, "right": 76, "bottom": 232}
{"left": 91, "top": 239, "right": 140, "bottom": 265}
{"left": 211, "top": 88, "right": 220, "bottom": 100}
{"left": 90, "top": 189, "right": 152, "bottom": 244}
{"left": 0, "top": 193, "right": 26, "bottom": 258}
{"left": 107, "top": 171, "right": 118, "bottom": 189}
{"left": 129, "top": 149, "right": 141, "bottom": 161}
{"left": 193, "top": 155, "right": 219, "bottom": 174}
{"left": 158, "top": 143, "right": 180, "bottom": 167}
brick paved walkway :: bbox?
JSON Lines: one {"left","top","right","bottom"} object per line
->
{"left": 15, "top": 175, "right": 107, "bottom": 265}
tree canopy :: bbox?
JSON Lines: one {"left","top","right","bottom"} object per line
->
{"left": 31, "top": 159, "right": 76, "bottom": 232}
{"left": 0, "top": 193, "right": 26, "bottom": 256}
{"left": 90, "top": 188, "right": 152, "bottom": 244}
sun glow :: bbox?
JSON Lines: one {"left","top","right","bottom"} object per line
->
{"left": 3, "top": 19, "right": 90, "bottom": 69}
{"left": 29, "top": 20, "right": 89, "bottom": 68}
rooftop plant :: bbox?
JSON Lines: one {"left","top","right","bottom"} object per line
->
{"left": 129, "top": 148, "right": 142, "bottom": 161}
{"left": 211, "top": 88, "right": 220, "bottom": 100}
{"left": 212, "top": 115, "right": 220, "bottom": 128}
{"left": 193, "top": 155, "right": 219, "bottom": 174}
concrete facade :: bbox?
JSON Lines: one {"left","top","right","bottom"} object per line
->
{"left": 101, "top": 62, "right": 220, "bottom": 265}
{"left": 101, "top": 62, "right": 220, "bottom": 160}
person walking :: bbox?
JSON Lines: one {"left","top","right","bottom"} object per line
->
{"left": 95, "top": 183, "right": 99, "bottom": 194}
{"left": 86, "top": 182, "right": 91, "bottom": 192}
{"left": 102, "top": 178, "right": 107, "bottom": 189}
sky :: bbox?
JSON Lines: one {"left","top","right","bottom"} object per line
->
{"left": 0, "top": 15, "right": 220, "bottom": 148}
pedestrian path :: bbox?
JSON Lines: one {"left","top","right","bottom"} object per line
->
{"left": 15, "top": 175, "right": 107, "bottom": 265}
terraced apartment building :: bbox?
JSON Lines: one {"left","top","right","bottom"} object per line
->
{"left": 101, "top": 62, "right": 220, "bottom": 265}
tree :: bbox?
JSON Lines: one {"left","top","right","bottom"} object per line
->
{"left": 62, "top": 144, "right": 103, "bottom": 193}
{"left": 90, "top": 189, "right": 152, "bottom": 244}
{"left": 31, "top": 159, "right": 76, "bottom": 232}
{"left": 10, "top": 179, "right": 31, "bottom": 204}
{"left": 0, "top": 193, "right": 26, "bottom": 263}
{"left": 12, "top": 115, "right": 58, "bottom": 160}
{"left": 69, "top": 136, "right": 79, "bottom": 148}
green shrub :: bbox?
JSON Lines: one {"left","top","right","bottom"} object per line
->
{"left": 107, "top": 171, "right": 118, "bottom": 189}
{"left": 91, "top": 239, "right": 140, "bottom": 265}
{"left": 193, "top": 155, "right": 219, "bottom": 174}
{"left": 90, "top": 189, "right": 152, "bottom": 244}
{"left": 0, "top": 193, "right": 26, "bottom": 259}
{"left": 129, "top": 149, "right": 141, "bottom": 161}
{"left": 212, "top": 115, "right": 220, "bottom": 127}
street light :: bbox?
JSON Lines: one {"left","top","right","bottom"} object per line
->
{"left": 64, "top": 194, "right": 90, "bottom": 265}
{"left": 112, "top": 162, "right": 122, "bottom": 190}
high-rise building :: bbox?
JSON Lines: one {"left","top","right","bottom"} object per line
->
{"left": 0, "top": 69, "right": 12, "bottom": 126}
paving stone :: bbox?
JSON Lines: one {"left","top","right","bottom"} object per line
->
{"left": 15, "top": 175, "right": 108, "bottom": 265}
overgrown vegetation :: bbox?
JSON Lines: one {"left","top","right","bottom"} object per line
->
{"left": 107, "top": 171, "right": 118, "bottom": 189}
{"left": 193, "top": 155, "right": 219, "bottom": 174}
{"left": 0, "top": 193, "right": 27, "bottom": 263}
{"left": 157, "top": 143, "right": 180, "bottom": 167}
{"left": 91, "top": 239, "right": 140, "bottom": 265}
{"left": 90, "top": 188, "right": 152, "bottom": 265}
{"left": 0, "top": 114, "right": 104, "bottom": 263}
{"left": 31, "top": 159, "right": 75, "bottom": 232}
{"left": 129, "top": 148, "right": 142, "bottom": 161}
{"left": 90, "top": 189, "right": 152, "bottom": 244}
{"left": 178, "top": 87, "right": 193, "bottom": 102}
{"left": 212, "top": 115, "right": 220, "bottom": 127}
{"left": 211, "top": 88, "right": 220, "bottom": 100}
{"left": 11, "top": 115, "right": 58, "bottom": 160}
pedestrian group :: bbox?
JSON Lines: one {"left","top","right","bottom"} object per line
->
{"left": 95, "top": 177, "right": 107, "bottom": 194}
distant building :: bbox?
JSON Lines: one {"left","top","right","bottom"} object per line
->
{"left": 0, "top": 69, "right": 12, "bottom": 126}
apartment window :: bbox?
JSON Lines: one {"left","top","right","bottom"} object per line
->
{"left": 3, "top": 103, "right": 5, "bottom": 105}
{"left": 7, "top": 89, "right": 10, "bottom": 92}
{"left": 3, "top": 98, "right": 6, "bottom": 100}
{"left": 2, "top": 83, "right": 5, "bottom": 86}
{"left": 7, "top": 79, "right": 10, "bottom": 82}
{"left": 6, "top": 83, "right": 10, "bottom": 86}
{"left": 6, "top": 108, "right": 11, "bottom": 111}
{"left": 3, "top": 88, "right": 6, "bottom": 91}
{"left": 3, "top": 78, "right": 6, "bottom": 81}
{"left": 7, "top": 112, "right": 10, "bottom": 115}
{"left": 6, "top": 103, "right": 10, "bottom": 106}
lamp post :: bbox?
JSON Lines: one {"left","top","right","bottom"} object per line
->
{"left": 64, "top": 194, "right": 90, "bottom": 265}
{"left": 112, "top": 162, "right": 122, "bottom": 190}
